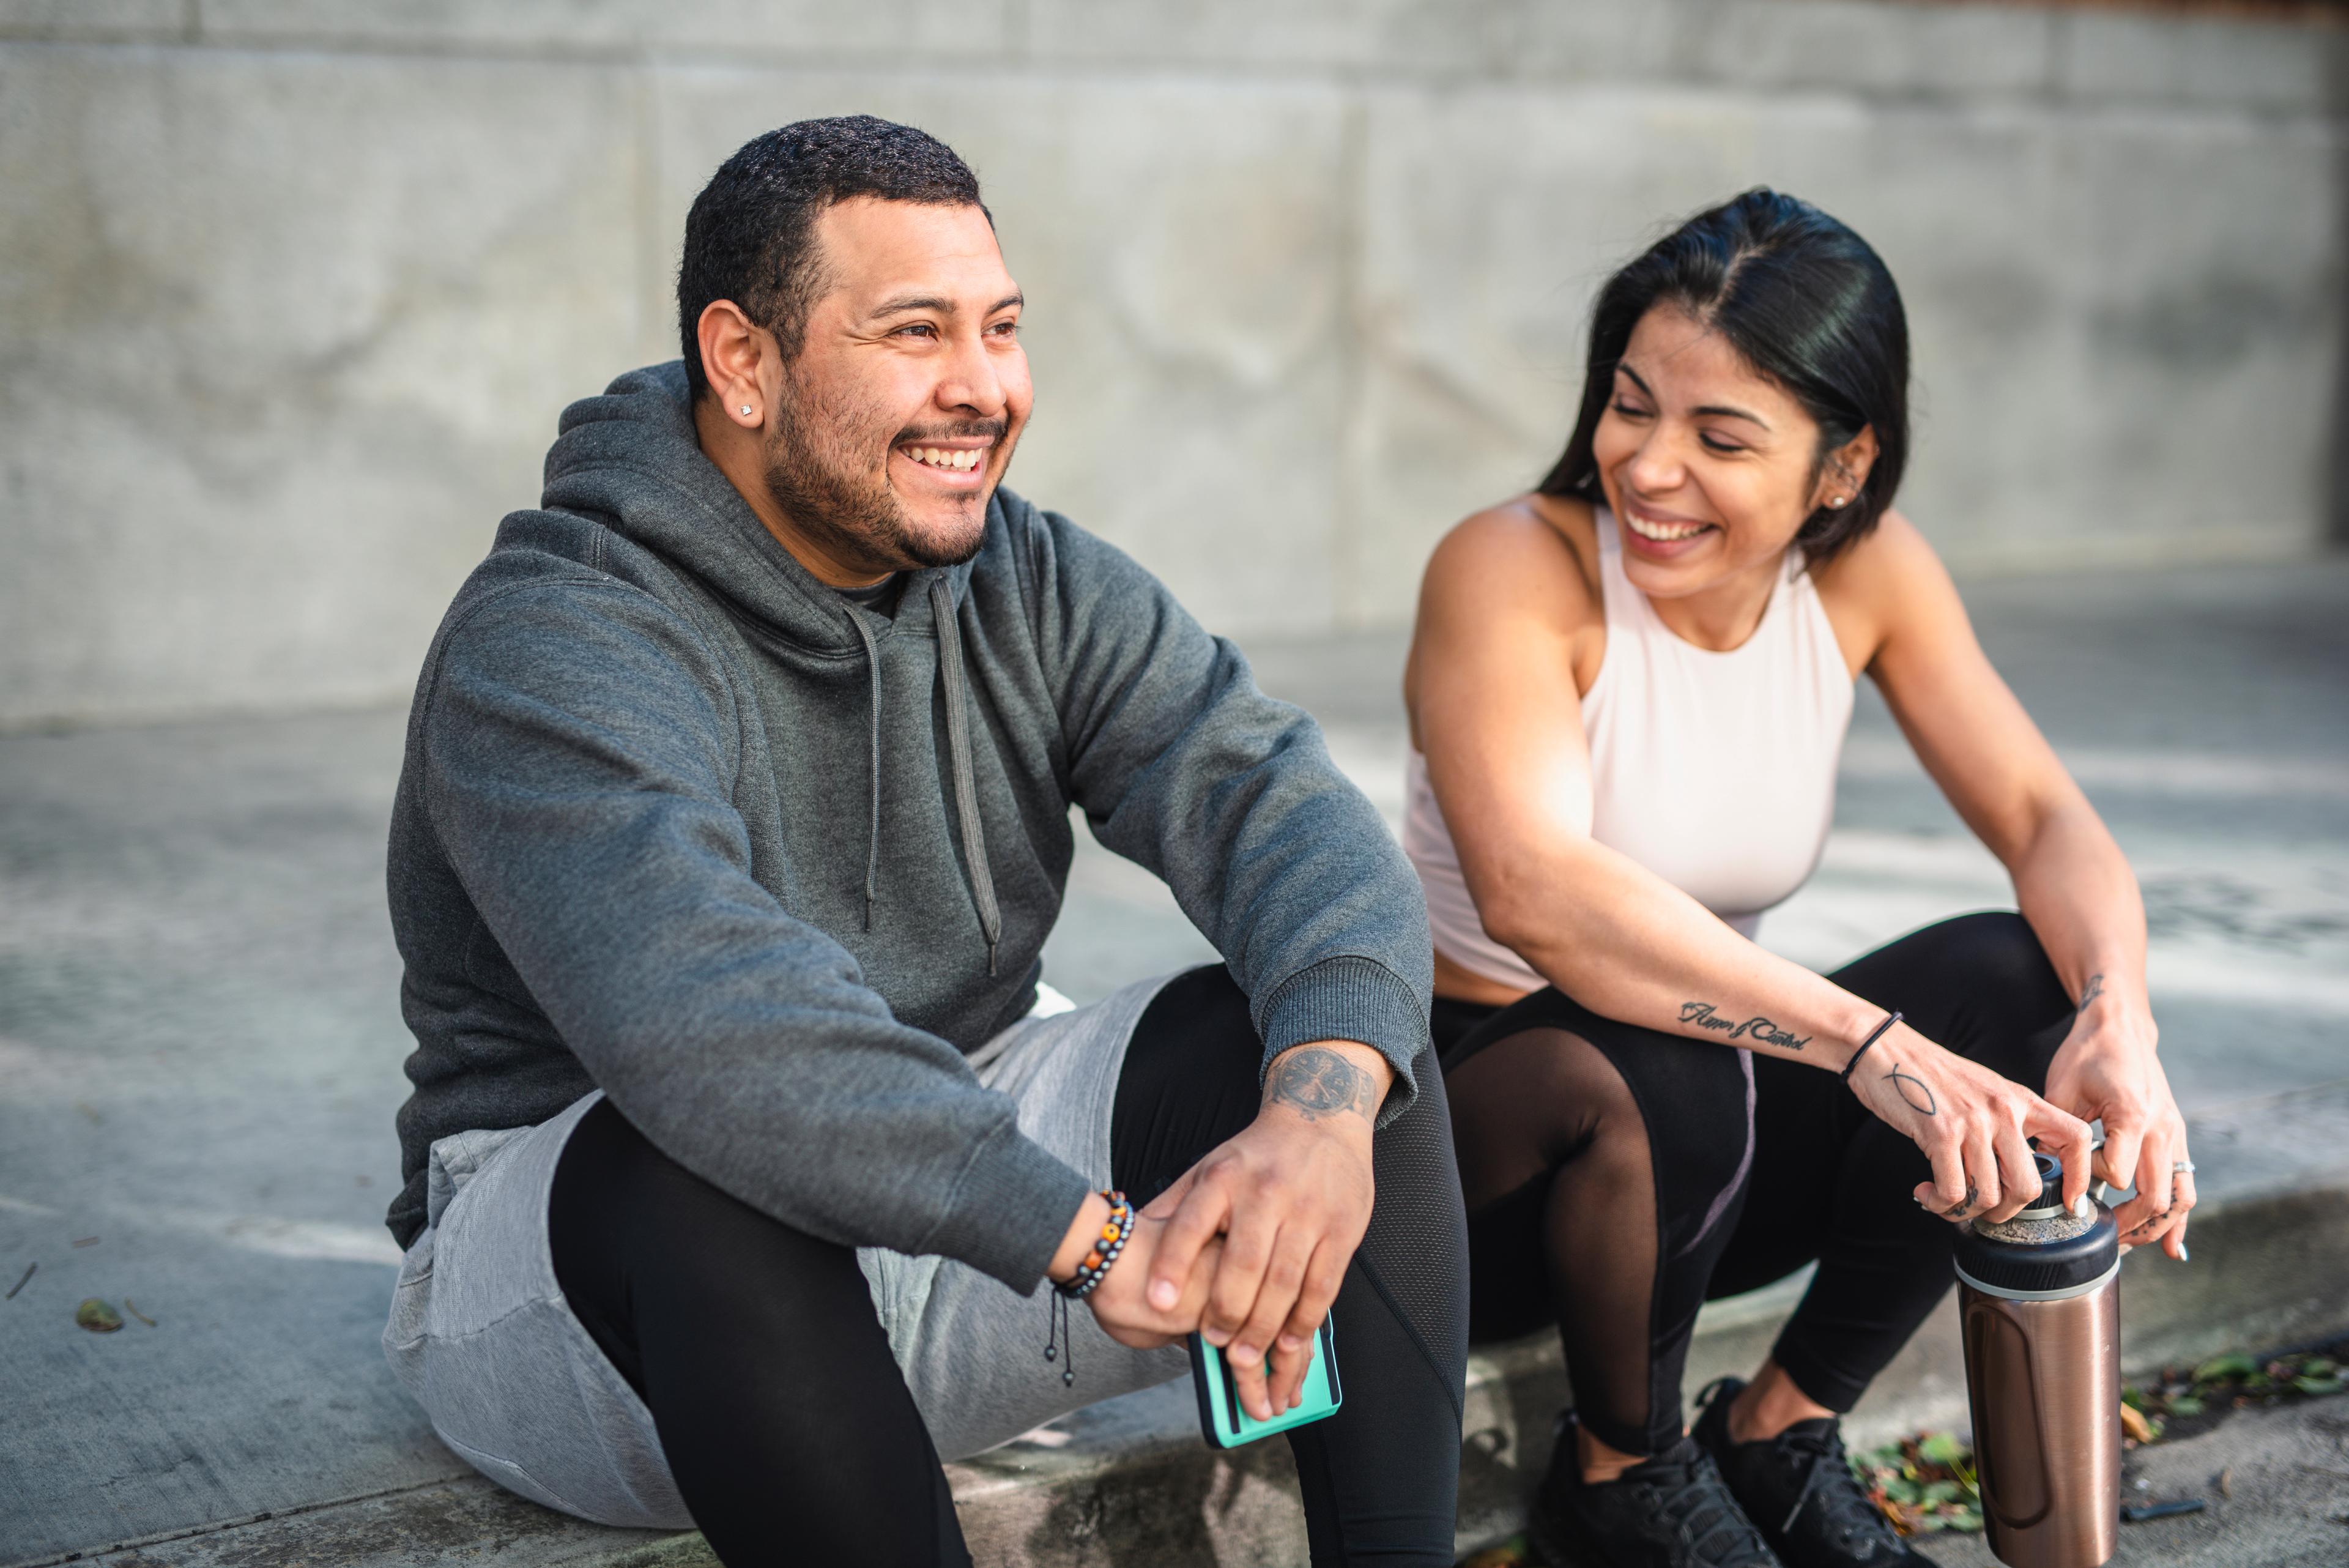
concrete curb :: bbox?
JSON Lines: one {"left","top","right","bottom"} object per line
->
{"left": 48, "top": 1115, "right": 2349, "bottom": 1568}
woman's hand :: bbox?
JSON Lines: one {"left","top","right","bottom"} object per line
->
{"left": 2044, "top": 987, "right": 2192, "bottom": 1259}
{"left": 1847, "top": 1024, "right": 2093, "bottom": 1224}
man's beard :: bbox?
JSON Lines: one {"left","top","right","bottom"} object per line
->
{"left": 760, "top": 370, "right": 1006, "bottom": 576}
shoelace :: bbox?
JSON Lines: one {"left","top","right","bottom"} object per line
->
{"left": 1776, "top": 1424, "right": 1904, "bottom": 1550}
{"left": 1642, "top": 1454, "right": 1779, "bottom": 1568}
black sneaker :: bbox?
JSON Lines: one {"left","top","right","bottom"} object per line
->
{"left": 1690, "top": 1380, "right": 1931, "bottom": 1568}
{"left": 1529, "top": 1409, "right": 1783, "bottom": 1568}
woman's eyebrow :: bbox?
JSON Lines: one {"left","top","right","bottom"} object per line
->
{"left": 1693, "top": 402, "right": 1770, "bottom": 429}
{"left": 1619, "top": 362, "right": 1770, "bottom": 429}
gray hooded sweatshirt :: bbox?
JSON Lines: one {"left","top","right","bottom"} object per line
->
{"left": 386, "top": 362, "right": 1431, "bottom": 1291}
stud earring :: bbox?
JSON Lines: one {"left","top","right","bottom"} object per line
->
{"left": 1828, "top": 496, "right": 1848, "bottom": 509}
{"left": 741, "top": 404, "right": 754, "bottom": 418}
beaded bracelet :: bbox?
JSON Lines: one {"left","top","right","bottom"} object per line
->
{"left": 1044, "top": 1191, "right": 1134, "bottom": 1386}
{"left": 1056, "top": 1191, "right": 1135, "bottom": 1302}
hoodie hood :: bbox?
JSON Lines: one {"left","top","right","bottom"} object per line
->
{"left": 538, "top": 361, "right": 975, "bottom": 656}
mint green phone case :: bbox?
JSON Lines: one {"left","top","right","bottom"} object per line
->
{"left": 1187, "top": 1315, "right": 1343, "bottom": 1448}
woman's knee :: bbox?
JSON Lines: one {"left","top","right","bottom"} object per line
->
{"left": 1912, "top": 912, "right": 2074, "bottom": 1072}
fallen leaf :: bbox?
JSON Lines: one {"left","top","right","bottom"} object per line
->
{"left": 2120, "top": 1402, "right": 2156, "bottom": 1444}
{"left": 75, "top": 1298, "right": 122, "bottom": 1333}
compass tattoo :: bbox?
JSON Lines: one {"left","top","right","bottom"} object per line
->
{"left": 1267, "top": 1046, "right": 1377, "bottom": 1124}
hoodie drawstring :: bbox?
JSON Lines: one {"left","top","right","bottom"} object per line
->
{"left": 929, "top": 578, "right": 1003, "bottom": 976}
{"left": 847, "top": 609, "right": 883, "bottom": 932}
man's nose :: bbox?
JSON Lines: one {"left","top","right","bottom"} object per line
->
{"left": 935, "top": 332, "right": 1007, "bottom": 416}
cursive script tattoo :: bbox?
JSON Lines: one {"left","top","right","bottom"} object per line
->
{"left": 1943, "top": 1184, "right": 1980, "bottom": 1219}
{"left": 1883, "top": 1064, "right": 1937, "bottom": 1117}
{"left": 1267, "top": 1047, "right": 1376, "bottom": 1123}
{"left": 1679, "top": 1002, "right": 1811, "bottom": 1052}
{"left": 2078, "top": 973, "right": 2105, "bottom": 1009}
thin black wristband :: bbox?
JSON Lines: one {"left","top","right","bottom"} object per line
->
{"left": 1840, "top": 1011, "right": 1903, "bottom": 1082}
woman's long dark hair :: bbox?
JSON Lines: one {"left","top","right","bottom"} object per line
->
{"left": 1539, "top": 189, "right": 1910, "bottom": 566}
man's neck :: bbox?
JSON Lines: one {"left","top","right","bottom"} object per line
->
{"left": 692, "top": 395, "right": 893, "bottom": 592}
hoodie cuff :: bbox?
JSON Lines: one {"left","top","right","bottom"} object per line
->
{"left": 1255, "top": 955, "right": 1430, "bottom": 1129}
{"left": 919, "top": 1120, "right": 1096, "bottom": 1293}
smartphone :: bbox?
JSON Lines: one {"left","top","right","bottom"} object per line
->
{"left": 1187, "top": 1314, "right": 1343, "bottom": 1449}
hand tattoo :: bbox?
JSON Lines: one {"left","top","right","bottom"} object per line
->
{"left": 1883, "top": 1064, "right": 1937, "bottom": 1117}
{"left": 1944, "top": 1183, "right": 1980, "bottom": 1219}
{"left": 1267, "top": 1047, "right": 1376, "bottom": 1124}
{"left": 2077, "top": 973, "right": 2105, "bottom": 1009}
{"left": 1679, "top": 1002, "right": 1811, "bottom": 1052}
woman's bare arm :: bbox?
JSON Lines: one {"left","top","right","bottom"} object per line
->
{"left": 1846, "top": 515, "right": 2191, "bottom": 1257}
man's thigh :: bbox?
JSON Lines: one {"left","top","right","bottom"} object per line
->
{"left": 877, "top": 968, "right": 1223, "bottom": 1461}
{"left": 384, "top": 1091, "right": 691, "bottom": 1529}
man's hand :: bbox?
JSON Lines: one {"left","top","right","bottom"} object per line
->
{"left": 2043, "top": 979, "right": 2191, "bottom": 1260}
{"left": 1051, "top": 1191, "right": 1225, "bottom": 1348}
{"left": 1141, "top": 1040, "right": 1390, "bottom": 1422}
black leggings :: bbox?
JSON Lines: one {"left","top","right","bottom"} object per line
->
{"left": 550, "top": 965, "right": 1469, "bottom": 1566}
{"left": 1438, "top": 912, "right": 2073, "bottom": 1458}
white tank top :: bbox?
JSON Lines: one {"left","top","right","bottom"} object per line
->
{"left": 1405, "top": 508, "right": 1855, "bottom": 994}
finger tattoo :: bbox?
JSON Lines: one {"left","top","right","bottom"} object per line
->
{"left": 1883, "top": 1064, "right": 1937, "bottom": 1117}
{"left": 1267, "top": 1047, "right": 1376, "bottom": 1123}
{"left": 1944, "top": 1183, "right": 1980, "bottom": 1219}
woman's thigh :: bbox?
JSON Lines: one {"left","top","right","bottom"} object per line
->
{"left": 1444, "top": 990, "right": 1757, "bottom": 1331}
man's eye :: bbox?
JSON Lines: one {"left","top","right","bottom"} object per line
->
{"left": 987, "top": 320, "right": 1019, "bottom": 338}
{"left": 897, "top": 322, "right": 938, "bottom": 339}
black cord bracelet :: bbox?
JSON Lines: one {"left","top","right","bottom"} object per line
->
{"left": 1044, "top": 1191, "right": 1134, "bottom": 1388}
{"left": 1840, "top": 1011, "right": 1902, "bottom": 1082}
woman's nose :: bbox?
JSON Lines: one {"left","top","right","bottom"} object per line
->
{"left": 1624, "top": 433, "right": 1684, "bottom": 497}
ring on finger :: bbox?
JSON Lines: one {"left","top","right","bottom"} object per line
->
{"left": 2172, "top": 1159, "right": 2195, "bottom": 1173}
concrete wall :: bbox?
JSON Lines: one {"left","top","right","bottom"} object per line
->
{"left": 2, "top": 1, "right": 2342, "bottom": 727}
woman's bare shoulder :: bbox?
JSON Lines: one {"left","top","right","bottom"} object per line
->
{"left": 1425, "top": 493, "right": 1601, "bottom": 620}
{"left": 1817, "top": 509, "right": 1957, "bottom": 606}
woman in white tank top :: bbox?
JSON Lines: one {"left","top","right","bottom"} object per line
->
{"left": 1406, "top": 192, "right": 2192, "bottom": 1568}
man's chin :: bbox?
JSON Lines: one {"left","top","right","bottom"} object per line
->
{"left": 891, "top": 497, "right": 993, "bottom": 570}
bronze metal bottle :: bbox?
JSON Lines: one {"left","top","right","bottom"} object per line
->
{"left": 1956, "top": 1150, "right": 2122, "bottom": 1568}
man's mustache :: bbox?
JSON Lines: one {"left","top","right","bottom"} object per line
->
{"left": 892, "top": 419, "right": 1009, "bottom": 446}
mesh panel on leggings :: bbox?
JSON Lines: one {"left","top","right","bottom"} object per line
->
{"left": 1358, "top": 1046, "right": 1471, "bottom": 1409}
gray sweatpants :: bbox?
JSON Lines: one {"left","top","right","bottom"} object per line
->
{"left": 382, "top": 975, "right": 1191, "bottom": 1529}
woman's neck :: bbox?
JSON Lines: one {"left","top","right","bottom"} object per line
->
{"left": 1641, "top": 549, "right": 1785, "bottom": 652}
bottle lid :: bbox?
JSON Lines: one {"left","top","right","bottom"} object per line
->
{"left": 1953, "top": 1151, "right": 2120, "bottom": 1300}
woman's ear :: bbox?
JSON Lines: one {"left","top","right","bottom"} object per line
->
{"left": 1814, "top": 425, "right": 1880, "bottom": 511}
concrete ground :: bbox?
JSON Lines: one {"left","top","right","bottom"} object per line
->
{"left": 2, "top": 557, "right": 2346, "bottom": 1566}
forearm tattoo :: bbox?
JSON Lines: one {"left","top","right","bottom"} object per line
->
{"left": 1267, "top": 1047, "right": 1377, "bottom": 1123}
{"left": 1679, "top": 1002, "right": 1811, "bottom": 1052}
{"left": 2078, "top": 973, "right": 2105, "bottom": 1009}
{"left": 1884, "top": 1064, "right": 1937, "bottom": 1117}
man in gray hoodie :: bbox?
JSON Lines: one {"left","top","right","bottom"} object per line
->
{"left": 383, "top": 117, "right": 1466, "bottom": 1565}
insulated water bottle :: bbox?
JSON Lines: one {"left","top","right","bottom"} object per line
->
{"left": 1954, "top": 1150, "right": 2121, "bottom": 1568}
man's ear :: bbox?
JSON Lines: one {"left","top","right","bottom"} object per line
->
{"left": 697, "top": 300, "right": 773, "bottom": 429}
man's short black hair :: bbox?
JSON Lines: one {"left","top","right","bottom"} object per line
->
{"left": 676, "top": 116, "right": 985, "bottom": 401}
